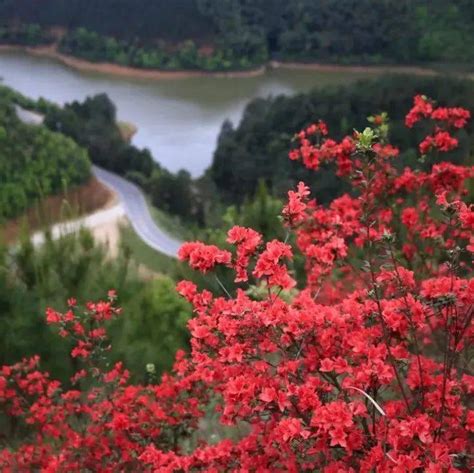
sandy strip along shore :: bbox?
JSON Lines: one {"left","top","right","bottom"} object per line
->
{"left": 4, "top": 44, "right": 471, "bottom": 81}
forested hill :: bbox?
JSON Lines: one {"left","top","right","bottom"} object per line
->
{"left": 1, "top": 1, "right": 474, "bottom": 70}
{"left": 0, "top": 0, "right": 213, "bottom": 42}
{"left": 210, "top": 75, "right": 474, "bottom": 206}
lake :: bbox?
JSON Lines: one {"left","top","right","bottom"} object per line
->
{"left": 0, "top": 50, "right": 373, "bottom": 176}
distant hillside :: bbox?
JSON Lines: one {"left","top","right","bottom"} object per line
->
{"left": 1, "top": 1, "right": 474, "bottom": 70}
{"left": 0, "top": 0, "right": 214, "bottom": 42}
{"left": 210, "top": 74, "right": 474, "bottom": 205}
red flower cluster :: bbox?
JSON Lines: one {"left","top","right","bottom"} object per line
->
{"left": 178, "top": 241, "right": 231, "bottom": 273}
{"left": 405, "top": 95, "right": 470, "bottom": 155}
{"left": 1, "top": 95, "right": 472, "bottom": 472}
{"left": 253, "top": 240, "right": 295, "bottom": 289}
{"left": 282, "top": 181, "right": 310, "bottom": 225}
{"left": 405, "top": 94, "right": 434, "bottom": 127}
{"left": 227, "top": 225, "right": 262, "bottom": 282}
{"left": 419, "top": 130, "right": 458, "bottom": 154}
{"left": 431, "top": 106, "right": 471, "bottom": 128}
{"left": 289, "top": 121, "right": 355, "bottom": 174}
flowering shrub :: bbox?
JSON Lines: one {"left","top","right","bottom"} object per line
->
{"left": 1, "top": 96, "right": 473, "bottom": 472}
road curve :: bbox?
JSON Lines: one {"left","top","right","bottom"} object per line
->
{"left": 13, "top": 105, "right": 182, "bottom": 257}
{"left": 93, "top": 165, "right": 182, "bottom": 258}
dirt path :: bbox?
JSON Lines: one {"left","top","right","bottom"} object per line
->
{"left": 2, "top": 178, "right": 115, "bottom": 244}
{"left": 30, "top": 203, "right": 126, "bottom": 250}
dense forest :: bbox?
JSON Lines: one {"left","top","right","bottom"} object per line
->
{"left": 0, "top": 22, "right": 52, "bottom": 45}
{"left": 1, "top": 1, "right": 474, "bottom": 70}
{"left": 0, "top": 86, "right": 90, "bottom": 220}
{"left": 209, "top": 74, "right": 474, "bottom": 206}
{"left": 0, "top": 0, "right": 214, "bottom": 42}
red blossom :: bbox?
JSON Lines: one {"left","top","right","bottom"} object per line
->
{"left": 253, "top": 240, "right": 295, "bottom": 288}
{"left": 178, "top": 241, "right": 232, "bottom": 273}
{"left": 282, "top": 182, "right": 311, "bottom": 225}
{"left": 1, "top": 95, "right": 473, "bottom": 472}
{"left": 45, "top": 308, "right": 61, "bottom": 324}
{"left": 405, "top": 95, "right": 434, "bottom": 128}
{"left": 227, "top": 226, "right": 262, "bottom": 282}
{"left": 431, "top": 106, "right": 470, "bottom": 128}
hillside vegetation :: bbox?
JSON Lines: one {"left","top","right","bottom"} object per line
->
{"left": 1, "top": 1, "right": 474, "bottom": 70}
{"left": 0, "top": 89, "right": 472, "bottom": 471}
{"left": 210, "top": 75, "right": 474, "bottom": 205}
{"left": 0, "top": 86, "right": 91, "bottom": 220}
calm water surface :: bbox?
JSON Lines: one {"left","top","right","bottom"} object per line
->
{"left": 0, "top": 51, "right": 373, "bottom": 176}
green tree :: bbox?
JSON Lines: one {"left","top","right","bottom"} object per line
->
{"left": 223, "top": 180, "right": 284, "bottom": 241}
{"left": 115, "top": 276, "right": 191, "bottom": 380}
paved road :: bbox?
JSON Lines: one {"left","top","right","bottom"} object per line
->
{"left": 93, "top": 166, "right": 182, "bottom": 258}
{"left": 14, "top": 105, "right": 182, "bottom": 257}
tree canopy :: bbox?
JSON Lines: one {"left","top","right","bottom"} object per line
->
{"left": 2, "top": 1, "right": 474, "bottom": 69}
{"left": 209, "top": 75, "right": 474, "bottom": 206}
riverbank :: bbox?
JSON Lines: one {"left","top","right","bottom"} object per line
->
{"left": 269, "top": 60, "right": 442, "bottom": 77}
{"left": 2, "top": 44, "right": 472, "bottom": 81}
{"left": 0, "top": 44, "right": 266, "bottom": 79}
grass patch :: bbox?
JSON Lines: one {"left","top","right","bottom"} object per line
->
{"left": 147, "top": 202, "right": 196, "bottom": 241}
{"left": 119, "top": 222, "right": 218, "bottom": 291}
{"left": 120, "top": 223, "right": 178, "bottom": 275}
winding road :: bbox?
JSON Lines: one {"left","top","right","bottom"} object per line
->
{"left": 92, "top": 166, "right": 182, "bottom": 258}
{"left": 31, "top": 167, "right": 183, "bottom": 258}
{"left": 15, "top": 105, "right": 182, "bottom": 257}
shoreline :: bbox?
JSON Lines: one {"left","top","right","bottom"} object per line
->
{"left": 2, "top": 44, "right": 470, "bottom": 81}
{"left": 0, "top": 44, "right": 266, "bottom": 79}
{"left": 268, "top": 60, "right": 441, "bottom": 77}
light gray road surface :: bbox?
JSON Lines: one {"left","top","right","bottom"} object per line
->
{"left": 93, "top": 166, "right": 182, "bottom": 257}
{"left": 14, "top": 104, "right": 182, "bottom": 257}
